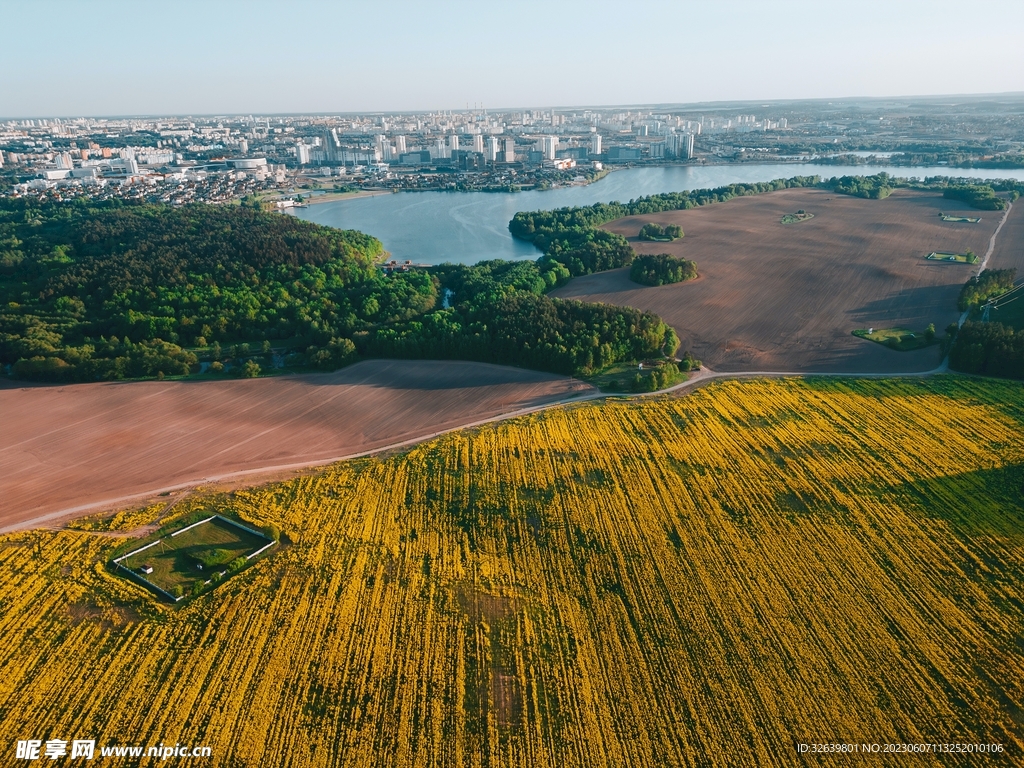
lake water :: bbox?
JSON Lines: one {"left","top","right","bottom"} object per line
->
{"left": 296, "top": 164, "right": 1024, "bottom": 264}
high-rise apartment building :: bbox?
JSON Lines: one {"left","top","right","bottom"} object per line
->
{"left": 473, "top": 135, "right": 484, "bottom": 153}
{"left": 486, "top": 136, "right": 499, "bottom": 162}
{"left": 503, "top": 137, "right": 515, "bottom": 163}
{"left": 395, "top": 135, "right": 407, "bottom": 153}
{"left": 120, "top": 147, "right": 139, "bottom": 174}
{"left": 296, "top": 144, "right": 311, "bottom": 165}
{"left": 591, "top": 134, "right": 602, "bottom": 155}
{"left": 540, "top": 136, "right": 558, "bottom": 160}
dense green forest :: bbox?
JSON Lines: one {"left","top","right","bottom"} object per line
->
{"left": 0, "top": 199, "right": 675, "bottom": 382}
{"left": 629, "top": 254, "right": 698, "bottom": 286}
{"left": 949, "top": 322, "right": 1024, "bottom": 379}
{"left": 957, "top": 269, "right": 1017, "bottom": 311}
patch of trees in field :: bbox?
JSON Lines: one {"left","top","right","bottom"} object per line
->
{"left": 826, "top": 173, "right": 893, "bottom": 199}
{"left": 0, "top": 198, "right": 676, "bottom": 382}
{"left": 957, "top": 269, "right": 1017, "bottom": 311}
{"left": 638, "top": 223, "right": 683, "bottom": 241}
{"left": 629, "top": 254, "right": 698, "bottom": 286}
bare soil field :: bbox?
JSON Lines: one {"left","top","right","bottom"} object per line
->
{"left": 987, "top": 198, "right": 1024, "bottom": 274}
{"left": 0, "top": 360, "right": 590, "bottom": 532}
{"left": 552, "top": 188, "right": 1008, "bottom": 372}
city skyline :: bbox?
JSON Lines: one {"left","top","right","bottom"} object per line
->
{"left": 3, "top": 0, "right": 1023, "bottom": 118}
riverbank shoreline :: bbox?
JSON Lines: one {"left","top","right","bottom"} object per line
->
{"left": 303, "top": 189, "right": 395, "bottom": 206}
{"left": 294, "top": 163, "right": 1024, "bottom": 265}
{"left": 287, "top": 160, "right": 1024, "bottom": 210}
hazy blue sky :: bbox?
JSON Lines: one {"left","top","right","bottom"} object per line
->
{"left": 3, "top": 0, "right": 1023, "bottom": 117}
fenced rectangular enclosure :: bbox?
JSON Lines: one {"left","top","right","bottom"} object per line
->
{"left": 114, "top": 515, "right": 276, "bottom": 601}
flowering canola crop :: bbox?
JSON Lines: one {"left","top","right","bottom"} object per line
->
{"left": 1, "top": 376, "right": 1023, "bottom": 767}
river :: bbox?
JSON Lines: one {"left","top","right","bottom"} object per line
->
{"left": 295, "top": 163, "right": 1024, "bottom": 265}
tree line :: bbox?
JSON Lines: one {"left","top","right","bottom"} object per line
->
{"left": 942, "top": 185, "right": 1007, "bottom": 210}
{"left": 957, "top": 269, "right": 1017, "bottom": 311}
{"left": 949, "top": 322, "right": 1024, "bottom": 379}
{"left": 949, "top": 269, "right": 1022, "bottom": 379}
{"left": 828, "top": 174, "right": 1024, "bottom": 208}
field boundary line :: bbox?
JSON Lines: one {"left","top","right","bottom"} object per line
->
{"left": 169, "top": 516, "right": 217, "bottom": 537}
{"left": 2, "top": 362, "right": 970, "bottom": 535}
{"left": 114, "top": 539, "right": 163, "bottom": 563}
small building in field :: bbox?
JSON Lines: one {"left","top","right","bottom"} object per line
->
{"left": 139, "top": 565, "right": 154, "bottom": 575}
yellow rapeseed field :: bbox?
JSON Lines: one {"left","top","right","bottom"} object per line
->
{"left": 1, "top": 376, "right": 1023, "bottom": 767}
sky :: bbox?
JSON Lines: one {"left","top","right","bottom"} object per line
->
{"left": 2, "top": 0, "right": 1023, "bottom": 117}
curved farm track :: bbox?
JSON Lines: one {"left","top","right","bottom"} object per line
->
{"left": 0, "top": 360, "right": 593, "bottom": 532}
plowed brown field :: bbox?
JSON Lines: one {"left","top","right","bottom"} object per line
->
{"left": 552, "top": 188, "right": 1011, "bottom": 372}
{"left": 988, "top": 197, "right": 1024, "bottom": 273}
{"left": 0, "top": 360, "right": 590, "bottom": 532}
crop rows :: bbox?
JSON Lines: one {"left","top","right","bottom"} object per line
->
{"left": 0, "top": 377, "right": 1023, "bottom": 766}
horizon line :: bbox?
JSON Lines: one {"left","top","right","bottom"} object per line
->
{"left": 4, "top": 90, "right": 1024, "bottom": 123}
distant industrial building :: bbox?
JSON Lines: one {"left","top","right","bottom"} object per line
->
{"left": 556, "top": 146, "right": 589, "bottom": 161}
{"left": 606, "top": 146, "right": 642, "bottom": 161}
{"left": 399, "top": 151, "right": 431, "bottom": 165}
{"left": 226, "top": 158, "right": 268, "bottom": 170}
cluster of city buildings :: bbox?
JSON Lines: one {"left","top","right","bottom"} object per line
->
{"left": 4, "top": 98, "right": 1023, "bottom": 205}
{"left": 0, "top": 107, "right": 808, "bottom": 203}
